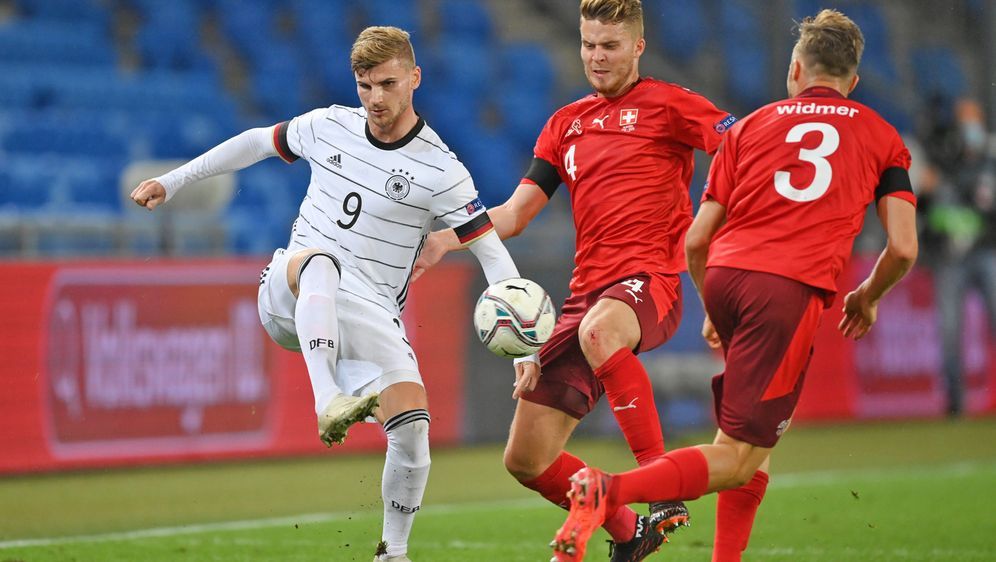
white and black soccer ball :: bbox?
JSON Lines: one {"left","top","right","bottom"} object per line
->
{"left": 473, "top": 277, "right": 556, "bottom": 358}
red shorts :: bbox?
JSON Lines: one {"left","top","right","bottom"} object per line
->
{"left": 521, "top": 272, "right": 682, "bottom": 419}
{"left": 704, "top": 267, "right": 825, "bottom": 448}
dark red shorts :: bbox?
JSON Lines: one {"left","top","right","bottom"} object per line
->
{"left": 704, "top": 267, "right": 825, "bottom": 448}
{"left": 521, "top": 272, "right": 682, "bottom": 419}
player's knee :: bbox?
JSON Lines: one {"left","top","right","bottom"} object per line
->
{"left": 577, "top": 317, "right": 613, "bottom": 363}
{"left": 727, "top": 466, "right": 755, "bottom": 489}
{"left": 296, "top": 252, "right": 341, "bottom": 293}
{"left": 503, "top": 445, "right": 542, "bottom": 482}
{"left": 724, "top": 456, "right": 764, "bottom": 489}
{"left": 385, "top": 410, "right": 431, "bottom": 469}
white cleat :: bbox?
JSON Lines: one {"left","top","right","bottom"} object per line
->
{"left": 373, "top": 556, "right": 412, "bottom": 562}
{"left": 317, "top": 393, "right": 379, "bottom": 446}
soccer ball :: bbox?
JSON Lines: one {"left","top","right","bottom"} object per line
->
{"left": 473, "top": 277, "right": 556, "bottom": 358}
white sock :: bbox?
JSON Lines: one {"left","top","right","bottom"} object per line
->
{"left": 381, "top": 410, "right": 431, "bottom": 557}
{"left": 294, "top": 254, "right": 343, "bottom": 414}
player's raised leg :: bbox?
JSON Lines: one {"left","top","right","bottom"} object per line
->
{"left": 551, "top": 439, "right": 769, "bottom": 560}
{"left": 288, "top": 249, "right": 378, "bottom": 446}
{"left": 579, "top": 278, "right": 690, "bottom": 534}
{"left": 373, "top": 381, "right": 430, "bottom": 562}
{"left": 505, "top": 399, "right": 657, "bottom": 558}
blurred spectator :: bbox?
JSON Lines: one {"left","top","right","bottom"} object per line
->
{"left": 918, "top": 96, "right": 996, "bottom": 415}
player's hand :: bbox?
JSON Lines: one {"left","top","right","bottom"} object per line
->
{"left": 838, "top": 285, "right": 878, "bottom": 340}
{"left": 411, "top": 231, "right": 448, "bottom": 282}
{"left": 131, "top": 179, "right": 167, "bottom": 211}
{"left": 702, "top": 315, "right": 721, "bottom": 349}
{"left": 512, "top": 357, "right": 540, "bottom": 399}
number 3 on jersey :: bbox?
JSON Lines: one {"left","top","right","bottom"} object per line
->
{"left": 774, "top": 122, "right": 839, "bottom": 202}
{"left": 565, "top": 144, "right": 578, "bottom": 181}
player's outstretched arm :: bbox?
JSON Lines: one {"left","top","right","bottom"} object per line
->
{"left": 685, "top": 200, "right": 727, "bottom": 297}
{"left": 130, "top": 126, "right": 282, "bottom": 211}
{"left": 411, "top": 182, "right": 549, "bottom": 281}
{"left": 465, "top": 229, "right": 542, "bottom": 396}
{"left": 839, "top": 196, "right": 918, "bottom": 339}
{"left": 686, "top": 200, "right": 727, "bottom": 349}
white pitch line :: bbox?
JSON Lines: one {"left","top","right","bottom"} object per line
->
{"left": 0, "top": 497, "right": 547, "bottom": 550}
{"left": 768, "top": 459, "right": 996, "bottom": 489}
{"left": 1, "top": 460, "right": 992, "bottom": 550}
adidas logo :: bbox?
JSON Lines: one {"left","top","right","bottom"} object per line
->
{"left": 326, "top": 153, "right": 342, "bottom": 168}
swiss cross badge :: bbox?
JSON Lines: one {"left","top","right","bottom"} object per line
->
{"left": 619, "top": 108, "right": 639, "bottom": 131}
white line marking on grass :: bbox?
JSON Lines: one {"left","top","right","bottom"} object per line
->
{"left": 768, "top": 460, "right": 996, "bottom": 489}
{"left": 0, "top": 497, "right": 547, "bottom": 550}
{"left": 2, "top": 460, "right": 993, "bottom": 551}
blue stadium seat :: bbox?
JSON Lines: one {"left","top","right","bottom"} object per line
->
{"left": 215, "top": 0, "right": 277, "bottom": 62}
{"left": 429, "top": 38, "right": 494, "bottom": 100}
{"left": 0, "top": 20, "right": 115, "bottom": 66}
{"left": 15, "top": 0, "right": 111, "bottom": 29}
{"left": 719, "top": 0, "right": 762, "bottom": 39}
{"left": 291, "top": 0, "right": 351, "bottom": 42}
{"left": 250, "top": 43, "right": 307, "bottom": 119}
{"left": 1, "top": 155, "right": 122, "bottom": 213}
{"left": 227, "top": 160, "right": 306, "bottom": 252}
{"left": 645, "top": 0, "right": 709, "bottom": 63}
{"left": 724, "top": 45, "right": 769, "bottom": 111}
{"left": 718, "top": 0, "right": 770, "bottom": 110}
{"left": 0, "top": 117, "right": 129, "bottom": 159}
{"left": 849, "top": 5, "right": 898, "bottom": 82}
{"left": 498, "top": 44, "right": 556, "bottom": 99}
{"left": 437, "top": 0, "right": 493, "bottom": 42}
{"left": 0, "top": 159, "right": 52, "bottom": 210}
{"left": 458, "top": 132, "right": 525, "bottom": 208}
{"left": 361, "top": 0, "right": 420, "bottom": 34}
{"left": 0, "top": 77, "right": 36, "bottom": 108}
{"left": 495, "top": 90, "right": 552, "bottom": 151}
{"left": 851, "top": 87, "right": 912, "bottom": 134}
{"left": 792, "top": 0, "right": 823, "bottom": 22}
{"left": 136, "top": 24, "right": 217, "bottom": 75}
{"left": 912, "top": 47, "right": 967, "bottom": 100}
{"left": 416, "top": 86, "right": 482, "bottom": 153}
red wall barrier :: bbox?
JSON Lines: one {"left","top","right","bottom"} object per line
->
{"left": 795, "top": 257, "right": 996, "bottom": 420}
{"left": 0, "top": 260, "right": 473, "bottom": 474}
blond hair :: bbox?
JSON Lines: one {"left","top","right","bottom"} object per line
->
{"left": 794, "top": 9, "right": 864, "bottom": 78}
{"left": 350, "top": 26, "right": 416, "bottom": 74}
{"left": 580, "top": 0, "right": 644, "bottom": 37}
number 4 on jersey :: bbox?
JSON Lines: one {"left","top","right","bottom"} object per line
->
{"left": 565, "top": 144, "right": 578, "bottom": 181}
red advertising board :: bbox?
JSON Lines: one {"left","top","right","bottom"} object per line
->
{"left": 795, "top": 257, "right": 995, "bottom": 420}
{"left": 0, "top": 260, "right": 473, "bottom": 474}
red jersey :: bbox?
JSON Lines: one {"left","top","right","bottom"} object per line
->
{"left": 703, "top": 87, "right": 915, "bottom": 296}
{"left": 529, "top": 78, "right": 734, "bottom": 295}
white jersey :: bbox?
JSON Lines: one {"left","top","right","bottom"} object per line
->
{"left": 274, "top": 105, "right": 492, "bottom": 312}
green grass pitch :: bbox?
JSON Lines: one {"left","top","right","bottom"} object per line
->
{"left": 1, "top": 418, "right": 994, "bottom": 561}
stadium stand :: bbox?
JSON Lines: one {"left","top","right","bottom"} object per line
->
{"left": 0, "top": 0, "right": 982, "bottom": 257}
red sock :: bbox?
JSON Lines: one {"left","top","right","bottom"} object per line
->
{"left": 520, "top": 451, "right": 639, "bottom": 542}
{"left": 609, "top": 447, "right": 710, "bottom": 508}
{"left": 712, "top": 471, "right": 768, "bottom": 562}
{"left": 595, "top": 348, "right": 666, "bottom": 466}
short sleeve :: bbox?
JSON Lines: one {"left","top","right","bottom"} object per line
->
{"left": 430, "top": 159, "right": 495, "bottom": 243}
{"left": 887, "top": 137, "right": 912, "bottom": 171}
{"left": 532, "top": 113, "right": 565, "bottom": 181}
{"left": 701, "top": 130, "right": 738, "bottom": 207}
{"left": 282, "top": 108, "right": 326, "bottom": 163}
{"left": 666, "top": 86, "right": 736, "bottom": 155}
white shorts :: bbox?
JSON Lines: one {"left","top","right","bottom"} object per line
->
{"left": 257, "top": 248, "right": 422, "bottom": 397}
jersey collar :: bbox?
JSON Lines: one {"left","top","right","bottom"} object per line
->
{"left": 365, "top": 115, "right": 426, "bottom": 151}
{"left": 796, "top": 86, "right": 846, "bottom": 100}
